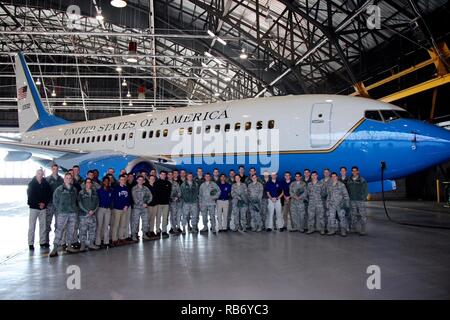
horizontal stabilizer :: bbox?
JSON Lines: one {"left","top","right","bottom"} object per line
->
{"left": 4, "top": 151, "right": 32, "bottom": 161}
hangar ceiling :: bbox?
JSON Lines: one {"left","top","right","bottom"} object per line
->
{"left": 0, "top": 0, "right": 448, "bottom": 124}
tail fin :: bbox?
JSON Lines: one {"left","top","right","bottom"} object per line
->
{"left": 15, "top": 52, "right": 69, "bottom": 133}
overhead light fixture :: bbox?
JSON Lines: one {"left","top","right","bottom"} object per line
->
{"left": 51, "top": 89, "right": 56, "bottom": 97}
{"left": 207, "top": 30, "right": 227, "bottom": 46}
{"left": 128, "top": 101, "right": 133, "bottom": 106}
{"left": 108, "top": 46, "right": 115, "bottom": 51}
{"left": 110, "top": 0, "right": 127, "bottom": 8}
{"left": 126, "top": 41, "right": 138, "bottom": 63}
{"left": 224, "top": 76, "right": 231, "bottom": 82}
{"left": 239, "top": 48, "right": 248, "bottom": 59}
{"left": 122, "top": 79, "right": 127, "bottom": 87}
{"left": 35, "top": 78, "right": 41, "bottom": 85}
{"left": 96, "top": 8, "right": 104, "bottom": 21}
{"left": 62, "top": 100, "right": 67, "bottom": 106}
{"left": 126, "top": 91, "right": 131, "bottom": 98}
{"left": 204, "top": 51, "right": 213, "bottom": 58}
{"left": 214, "top": 92, "right": 220, "bottom": 97}
{"left": 216, "top": 37, "right": 227, "bottom": 46}
{"left": 115, "top": 66, "right": 122, "bottom": 72}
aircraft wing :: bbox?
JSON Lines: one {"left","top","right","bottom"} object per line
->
{"left": 0, "top": 139, "right": 86, "bottom": 160}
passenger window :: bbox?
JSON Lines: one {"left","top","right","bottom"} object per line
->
{"left": 156, "top": 130, "right": 160, "bottom": 138}
{"left": 215, "top": 124, "right": 220, "bottom": 132}
{"left": 77, "top": 138, "right": 80, "bottom": 144}
{"left": 188, "top": 127, "right": 193, "bottom": 135}
{"left": 268, "top": 120, "right": 275, "bottom": 129}
{"left": 179, "top": 128, "right": 184, "bottom": 135}
{"left": 55, "top": 140, "right": 58, "bottom": 146}
{"left": 63, "top": 139, "right": 66, "bottom": 145}
{"left": 101, "top": 135, "right": 106, "bottom": 142}
{"left": 72, "top": 138, "right": 76, "bottom": 144}
{"left": 142, "top": 131, "right": 147, "bottom": 139}
{"left": 114, "top": 134, "right": 118, "bottom": 141}
{"left": 108, "top": 134, "right": 112, "bottom": 141}
{"left": 224, "top": 123, "right": 230, "bottom": 132}
{"left": 245, "top": 122, "right": 251, "bottom": 130}
{"left": 97, "top": 136, "right": 101, "bottom": 142}
{"left": 235, "top": 122, "right": 241, "bottom": 131}
{"left": 86, "top": 137, "right": 90, "bottom": 143}
{"left": 196, "top": 126, "right": 201, "bottom": 134}
{"left": 129, "top": 132, "right": 134, "bottom": 139}
{"left": 205, "top": 125, "right": 211, "bottom": 134}
{"left": 256, "top": 121, "right": 263, "bottom": 130}
{"left": 81, "top": 137, "right": 85, "bottom": 144}
{"left": 149, "top": 131, "right": 154, "bottom": 138}
{"left": 365, "top": 110, "right": 383, "bottom": 122}
{"left": 163, "top": 129, "right": 168, "bottom": 137}
{"left": 121, "top": 133, "right": 126, "bottom": 140}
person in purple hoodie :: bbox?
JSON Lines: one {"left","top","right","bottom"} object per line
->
{"left": 111, "top": 175, "right": 131, "bottom": 245}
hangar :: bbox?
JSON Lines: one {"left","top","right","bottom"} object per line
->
{"left": 0, "top": 0, "right": 449, "bottom": 301}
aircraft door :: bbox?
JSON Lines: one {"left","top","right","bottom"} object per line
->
{"left": 126, "top": 128, "right": 136, "bottom": 149}
{"left": 310, "top": 103, "right": 332, "bottom": 147}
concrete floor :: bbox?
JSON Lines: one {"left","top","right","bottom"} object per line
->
{"left": 1, "top": 186, "right": 450, "bottom": 300}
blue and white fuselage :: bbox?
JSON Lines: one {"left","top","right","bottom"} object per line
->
{"left": 3, "top": 52, "right": 450, "bottom": 193}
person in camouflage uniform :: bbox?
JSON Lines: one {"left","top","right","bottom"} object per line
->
{"left": 198, "top": 173, "right": 221, "bottom": 234}
{"left": 45, "top": 163, "right": 64, "bottom": 245}
{"left": 326, "top": 173, "right": 350, "bottom": 236}
{"left": 347, "top": 166, "right": 369, "bottom": 235}
{"left": 131, "top": 175, "right": 152, "bottom": 241}
{"left": 230, "top": 175, "right": 249, "bottom": 232}
{"left": 180, "top": 173, "right": 200, "bottom": 233}
{"left": 306, "top": 171, "right": 327, "bottom": 235}
{"left": 49, "top": 173, "right": 79, "bottom": 257}
{"left": 338, "top": 166, "right": 351, "bottom": 230}
{"left": 302, "top": 169, "right": 312, "bottom": 231}
{"left": 168, "top": 171, "right": 182, "bottom": 234}
{"left": 260, "top": 171, "right": 270, "bottom": 230}
{"left": 320, "top": 168, "right": 332, "bottom": 231}
{"left": 289, "top": 172, "right": 308, "bottom": 232}
{"left": 247, "top": 174, "right": 264, "bottom": 232}
{"left": 78, "top": 178, "right": 100, "bottom": 251}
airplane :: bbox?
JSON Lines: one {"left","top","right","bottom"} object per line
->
{"left": 1, "top": 52, "right": 450, "bottom": 193}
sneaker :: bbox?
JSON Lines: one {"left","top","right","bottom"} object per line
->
{"left": 200, "top": 227, "right": 208, "bottom": 233}
{"left": 299, "top": 229, "right": 305, "bottom": 233}
{"left": 142, "top": 233, "right": 150, "bottom": 240}
{"left": 266, "top": 228, "right": 272, "bottom": 232}
{"left": 340, "top": 231, "right": 347, "bottom": 237}
{"left": 125, "top": 237, "right": 133, "bottom": 242}
{"left": 29, "top": 245, "right": 34, "bottom": 251}
{"left": 40, "top": 243, "right": 50, "bottom": 248}
{"left": 256, "top": 227, "right": 262, "bottom": 232}
{"left": 72, "top": 242, "right": 81, "bottom": 249}
{"left": 132, "top": 236, "right": 138, "bottom": 242}
{"left": 289, "top": 229, "right": 297, "bottom": 232}
{"left": 181, "top": 227, "right": 186, "bottom": 235}
{"left": 212, "top": 231, "right": 217, "bottom": 235}
{"left": 79, "top": 244, "right": 86, "bottom": 252}
{"left": 49, "top": 248, "right": 58, "bottom": 257}
{"left": 169, "top": 229, "right": 175, "bottom": 234}
{"left": 62, "top": 244, "right": 68, "bottom": 251}
{"left": 188, "top": 226, "right": 193, "bottom": 231}
{"left": 161, "top": 232, "right": 169, "bottom": 238}
{"left": 177, "top": 228, "right": 183, "bottom": 233}
{"left": 306, "top": 230, "right": 315, "bottom": 234}
{"left": 320, "top": 230, "right": 325, "bottom": 235}
{"left": 279, "top": 227, "right": 285, "bottom": 232}
{"left": 156, "top": 231, "right": 161, "bottom": 237}
{"left": 327, "top": 231, "right": 336, "bottom": 235}
{"left": 88, "top": 244, "right": 100, "bottom": 250}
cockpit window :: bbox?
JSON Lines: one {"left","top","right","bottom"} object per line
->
{"left": 365, "top": 110, "right": 383, "bottom": 122}
{"left": 380, "top": 110, "right": 400, "bottom": 122}
{"left": 365, "top": 110, "right": 412, "bottom": 122}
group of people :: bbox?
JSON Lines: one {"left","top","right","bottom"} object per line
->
{"left": 26, "top": 164, "right": 368, "bottom": 257}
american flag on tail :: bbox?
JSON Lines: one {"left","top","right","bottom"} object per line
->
{"left": 17, "top": 85, "right": 28, "bottom": 100}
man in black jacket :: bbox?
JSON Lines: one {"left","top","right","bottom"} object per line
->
{"left": 27, "top": 169, "right": 52, "bottom": 250}
{"left": 155, "top": 171, "right": 172, "bottom": 238}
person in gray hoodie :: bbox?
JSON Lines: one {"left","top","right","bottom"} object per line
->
{"left": 49, "top": 173, "right": 79, "bottom": 257}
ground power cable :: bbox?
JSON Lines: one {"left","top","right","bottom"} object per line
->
{"left": 380, "top": 161, "right": 450, "bottom": 230}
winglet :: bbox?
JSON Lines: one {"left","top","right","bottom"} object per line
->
{"left": 15, "top": 52, "right": 69, "bottom": 133}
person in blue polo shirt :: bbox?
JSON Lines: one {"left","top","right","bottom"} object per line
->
{"left": 264, "top": 172, "right": 284, "bottom": 232}
{"left": 217, "top": 174, "right": 231, "bottom": 232}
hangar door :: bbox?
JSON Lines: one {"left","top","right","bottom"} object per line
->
{"left": 310, "top": 103, "right": 332, "bottom": 147}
